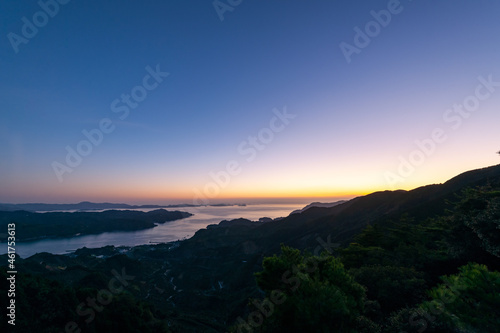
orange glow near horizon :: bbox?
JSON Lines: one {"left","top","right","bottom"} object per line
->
{"left": 5, "top": 161, "right": 499, "bottom": 205}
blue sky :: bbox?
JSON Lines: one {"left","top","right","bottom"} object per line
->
{"left": 1, "top": 0, "right": 499, "bottom": 204}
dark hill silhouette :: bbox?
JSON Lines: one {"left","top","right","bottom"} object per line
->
{"left": 4, "top": 164, "right": 500, "bottom": 333}
{"left": 179, "top": 164, "right": 500, "bottom": 254}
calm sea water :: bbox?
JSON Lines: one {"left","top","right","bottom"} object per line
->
{"left": 2, "top": 204, "right": 304, "bottom": 258}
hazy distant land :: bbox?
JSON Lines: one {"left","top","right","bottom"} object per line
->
{"left": 0, "top": 201, "right": 246, "bottom": 212}
{"left": 0, "top": 209, "right": 192, "bottom": 242}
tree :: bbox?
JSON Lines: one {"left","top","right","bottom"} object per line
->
{"left": 246, "top": 245, "right": 367, "bottom": 332}
{"left": 422, "top": 263, "right": 500, "bottom": 332}
{"left": 451, "top": 187, "right": 500, "bottom": 258}
{"left": 349, "top": 265, "right": 427, "bottom": 315}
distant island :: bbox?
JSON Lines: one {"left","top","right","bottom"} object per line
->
{"left": 0, "top": 201, "right": 246, "bottom": 212}
{"left": 0, "top": 209, "right": 192, "bottom": 242}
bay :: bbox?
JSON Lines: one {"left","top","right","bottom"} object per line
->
{"left": 2, "top": 204, "right": 304, "bottom": 258}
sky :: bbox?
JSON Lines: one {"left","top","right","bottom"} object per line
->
{"left": 1, "top": 0, "right": 499, "bottom": 205}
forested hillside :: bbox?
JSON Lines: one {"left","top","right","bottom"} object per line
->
{"left": 2, "top": 165, "right": 500, "bottom": 332}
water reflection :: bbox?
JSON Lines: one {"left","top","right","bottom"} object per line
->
{"left": 2, "top": 204, "right": 303, "bottom": 258}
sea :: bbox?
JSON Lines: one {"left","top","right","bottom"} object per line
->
{"left": 1, "top": 204, "right": 305, "bottom": 258}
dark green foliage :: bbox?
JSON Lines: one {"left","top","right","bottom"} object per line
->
{"left": 0, "top": 267, "right": 171, "bottom": 333}
{"left": 422, "top": 263, "right": 500, "bottom": 332}
{"left": 0, "top": 268, "right": 80, "bottom": 333}
{"left": 326, "top": 185, "right": 500, "bottom": 332}
{"left": 90, "top": 293, "right": 171, "bottom": 333}
{"left": 452, "top": 187, "right": 500, "bottom": 258}
{"left": 339, "top": 217, "right": 450, "bottom": 274}
{"left": 349, "top": 265, "right": 427, "bottom": 315}
{"left": 384, "top": 307, "right": 455, "bottom": 333}
{"left": 248, "top": 245, "right": 366, "bottom": 332}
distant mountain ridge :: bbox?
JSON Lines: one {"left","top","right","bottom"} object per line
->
{"left": 0, "top": 201, "right": 243, "bottom": 212}
{"left": 180, "top": 164, "right": 500, "bottom": 255}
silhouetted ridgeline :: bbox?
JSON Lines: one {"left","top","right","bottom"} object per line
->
{"left": 1, "top": 164, "right": 500, "bottom": 332}
{"left": 0, "top": 201, "right": 242, "bottom": 212}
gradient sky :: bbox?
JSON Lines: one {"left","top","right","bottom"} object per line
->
{"left": 1, "top": 0, "right": 499, "bottom": 204}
